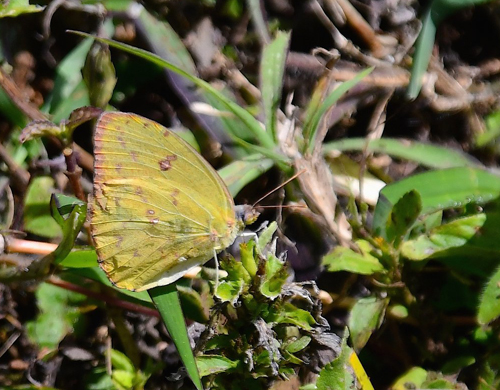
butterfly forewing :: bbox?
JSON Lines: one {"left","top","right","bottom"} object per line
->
{"left": 91, "top": 112, "right": 239, "bottom": 291}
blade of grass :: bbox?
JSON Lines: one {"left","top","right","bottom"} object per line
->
{"left": 70, "top": 31, "right": 276, "bottom": 150}
{"left": 407, "top": 0, "right": 493, "bottom": 99}
{"left": 218, "top": 154, "right": 274, "bottom": 196}
{"left": 149, "top": 283, "right": 203, "bottom": 390}
{"left": 134, "top": 8, "right": 237, "bottom": 152}
{"left": 323, "top": 138, "right": 481, "bottom": 169}
{"left": 260, "top": 31, "right": 290, "bottom": 140}
{"left": 303, "top": 68, "right": 373, "bottom": 155}
{"left": 247, "top": 0, "right": 270, "bottom": 44}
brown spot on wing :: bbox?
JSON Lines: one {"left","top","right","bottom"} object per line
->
{"left": 117, "top": 135, "right": 126, "bottom": 148}
{"left": 171, "top": 189, "right": 179, "bottom": 206}
{"left": 159, "top": 154, "right": 177, "bottom": 171}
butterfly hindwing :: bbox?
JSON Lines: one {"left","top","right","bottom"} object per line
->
{"left": 91, "top": 112, "right": 238, "bottom": 291}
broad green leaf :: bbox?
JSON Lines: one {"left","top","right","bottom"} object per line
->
{"left": 24, "top": 177, "right": 62, "bottom": 239}
{"left": 323, "top": 138, "right": 480, "bottom": 169}
{"left": 260, "top": 31, "right": 290, "bottom": 139}
{"left": 196, "top": 355, "right": 238, "bottom": 377}
{"left": 373, "top": 168, "right": 500, "bottom": 239}
{"left": 478, "top": 265, "right": 500, "bottom": 324}
{"left": 402, "top": 213, "right": 487, "bottom": 260}
{"left": 322, "top": 240, "right": 384, "bottom": 275}
{"left": 26, "top": 282, "right": 86, "bottom": 349}
{"left": 59, "top": 249, "right": 98, "bottom": 268}
{"left": 149, "top": 284, "right": 202, "bottom": 390}
{"left": 349, "top": 297, "right": 388, "bottom": 351}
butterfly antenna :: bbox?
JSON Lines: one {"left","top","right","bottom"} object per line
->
{"left": 252, "top": 168, "right": 307, "bottom": 208}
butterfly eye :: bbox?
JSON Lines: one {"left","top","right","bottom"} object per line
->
{"left": 235, "top": 205, "right": 260, "bottom": 226}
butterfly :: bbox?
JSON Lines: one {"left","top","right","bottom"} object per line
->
{"left": 90, "top": 112, "right": 258, "bottom": 291}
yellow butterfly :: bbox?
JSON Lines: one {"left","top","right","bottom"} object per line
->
{"left": 91, "top": 112, "right": 258, "bottom": 291}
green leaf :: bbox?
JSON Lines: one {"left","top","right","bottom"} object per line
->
{"left": 478, "top": 265, "right": 500, "bottom": 324}
{"left": 83, "top": 42, "right": 117, "bottom": 109}
{"left": 59, "top": 249, "right": 98, "bottom": 268}
{"left": 259, "top": 253, "right": 288, "bottom": 299}
{"left": 50, "top": 194, "right": 87, "bottom": 264}
{"left": 391, "top": 367, "right": 427, "bottom": 390}
{"left": 43, "top": 39, "right": 93, "bottom": 122}
{"left": 322, "top": 240, "right": 384, "bottom": 275}
{"left": 408, "top": 0, "right": 493, "bottom": 98}
{"left": 385, "top": 190, "right": 422, "bottom": 247}
{"left": 349, "top": 297, "right": 388, "bottom": 351}
{"left": 149, "top": 284, "right": 202, "bottom": 390}
{"left": 316, "top": 335, "right": 355, "bottom": 390}
{"left": 373, "top": 168, "right": 500, "bottom": 240}
{"left": 323, "top": 138, "right": 481, "bottom": 169}
{"left": 240, "top": 240, "right": 258, "bottom": 278}
{"left": 216, "top": 279, "right": 244, "bottom": 304}
{"left": 25, "top": 282, "right": 86, "bottom": 349}
{"left": 257, "top": 221, "right": 278, "bottom": 254}
{"left": 177, "top": 285, "right": 210, "bottom": 324}
{"left": 71, "top": 32, "right": 278, "bottom": 152}
{"left": 260, "top": 31, "right": 290, "bottom": 139}
{"left": 218, "top": 155, "right": 274, "bottom": 197}
{"left": 272, "top": 303, "right": 316, "bottom": 330}
{"left": 110, "top": 349, "right": 135, "bottom": 373}
{"left": 19, "top": 120, "right": 60, "bottom": 143}
{"left": 402, "top": 213, "right": 487, "bottom": 261}
{"left": 23, "top": 177, "right": 62, "bottom": 239}
{"left": 0, "top": 0, "right": 44, "bottom": 18}
{"left": 286, "top": 336, "right": 312, "bottom": 353}
{"left": 477, "top": 109, "right": 500, "bottom": 147}
{"left": 196, "top": 355, "right": 238, "bottom": 377}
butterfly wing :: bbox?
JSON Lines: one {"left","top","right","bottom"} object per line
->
{"left": 91, "top": 112, "right": 238, "bottom": 291}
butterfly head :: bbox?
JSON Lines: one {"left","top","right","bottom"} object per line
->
{"left": 235, "top": 204, "right": 260, "bottom": 227}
